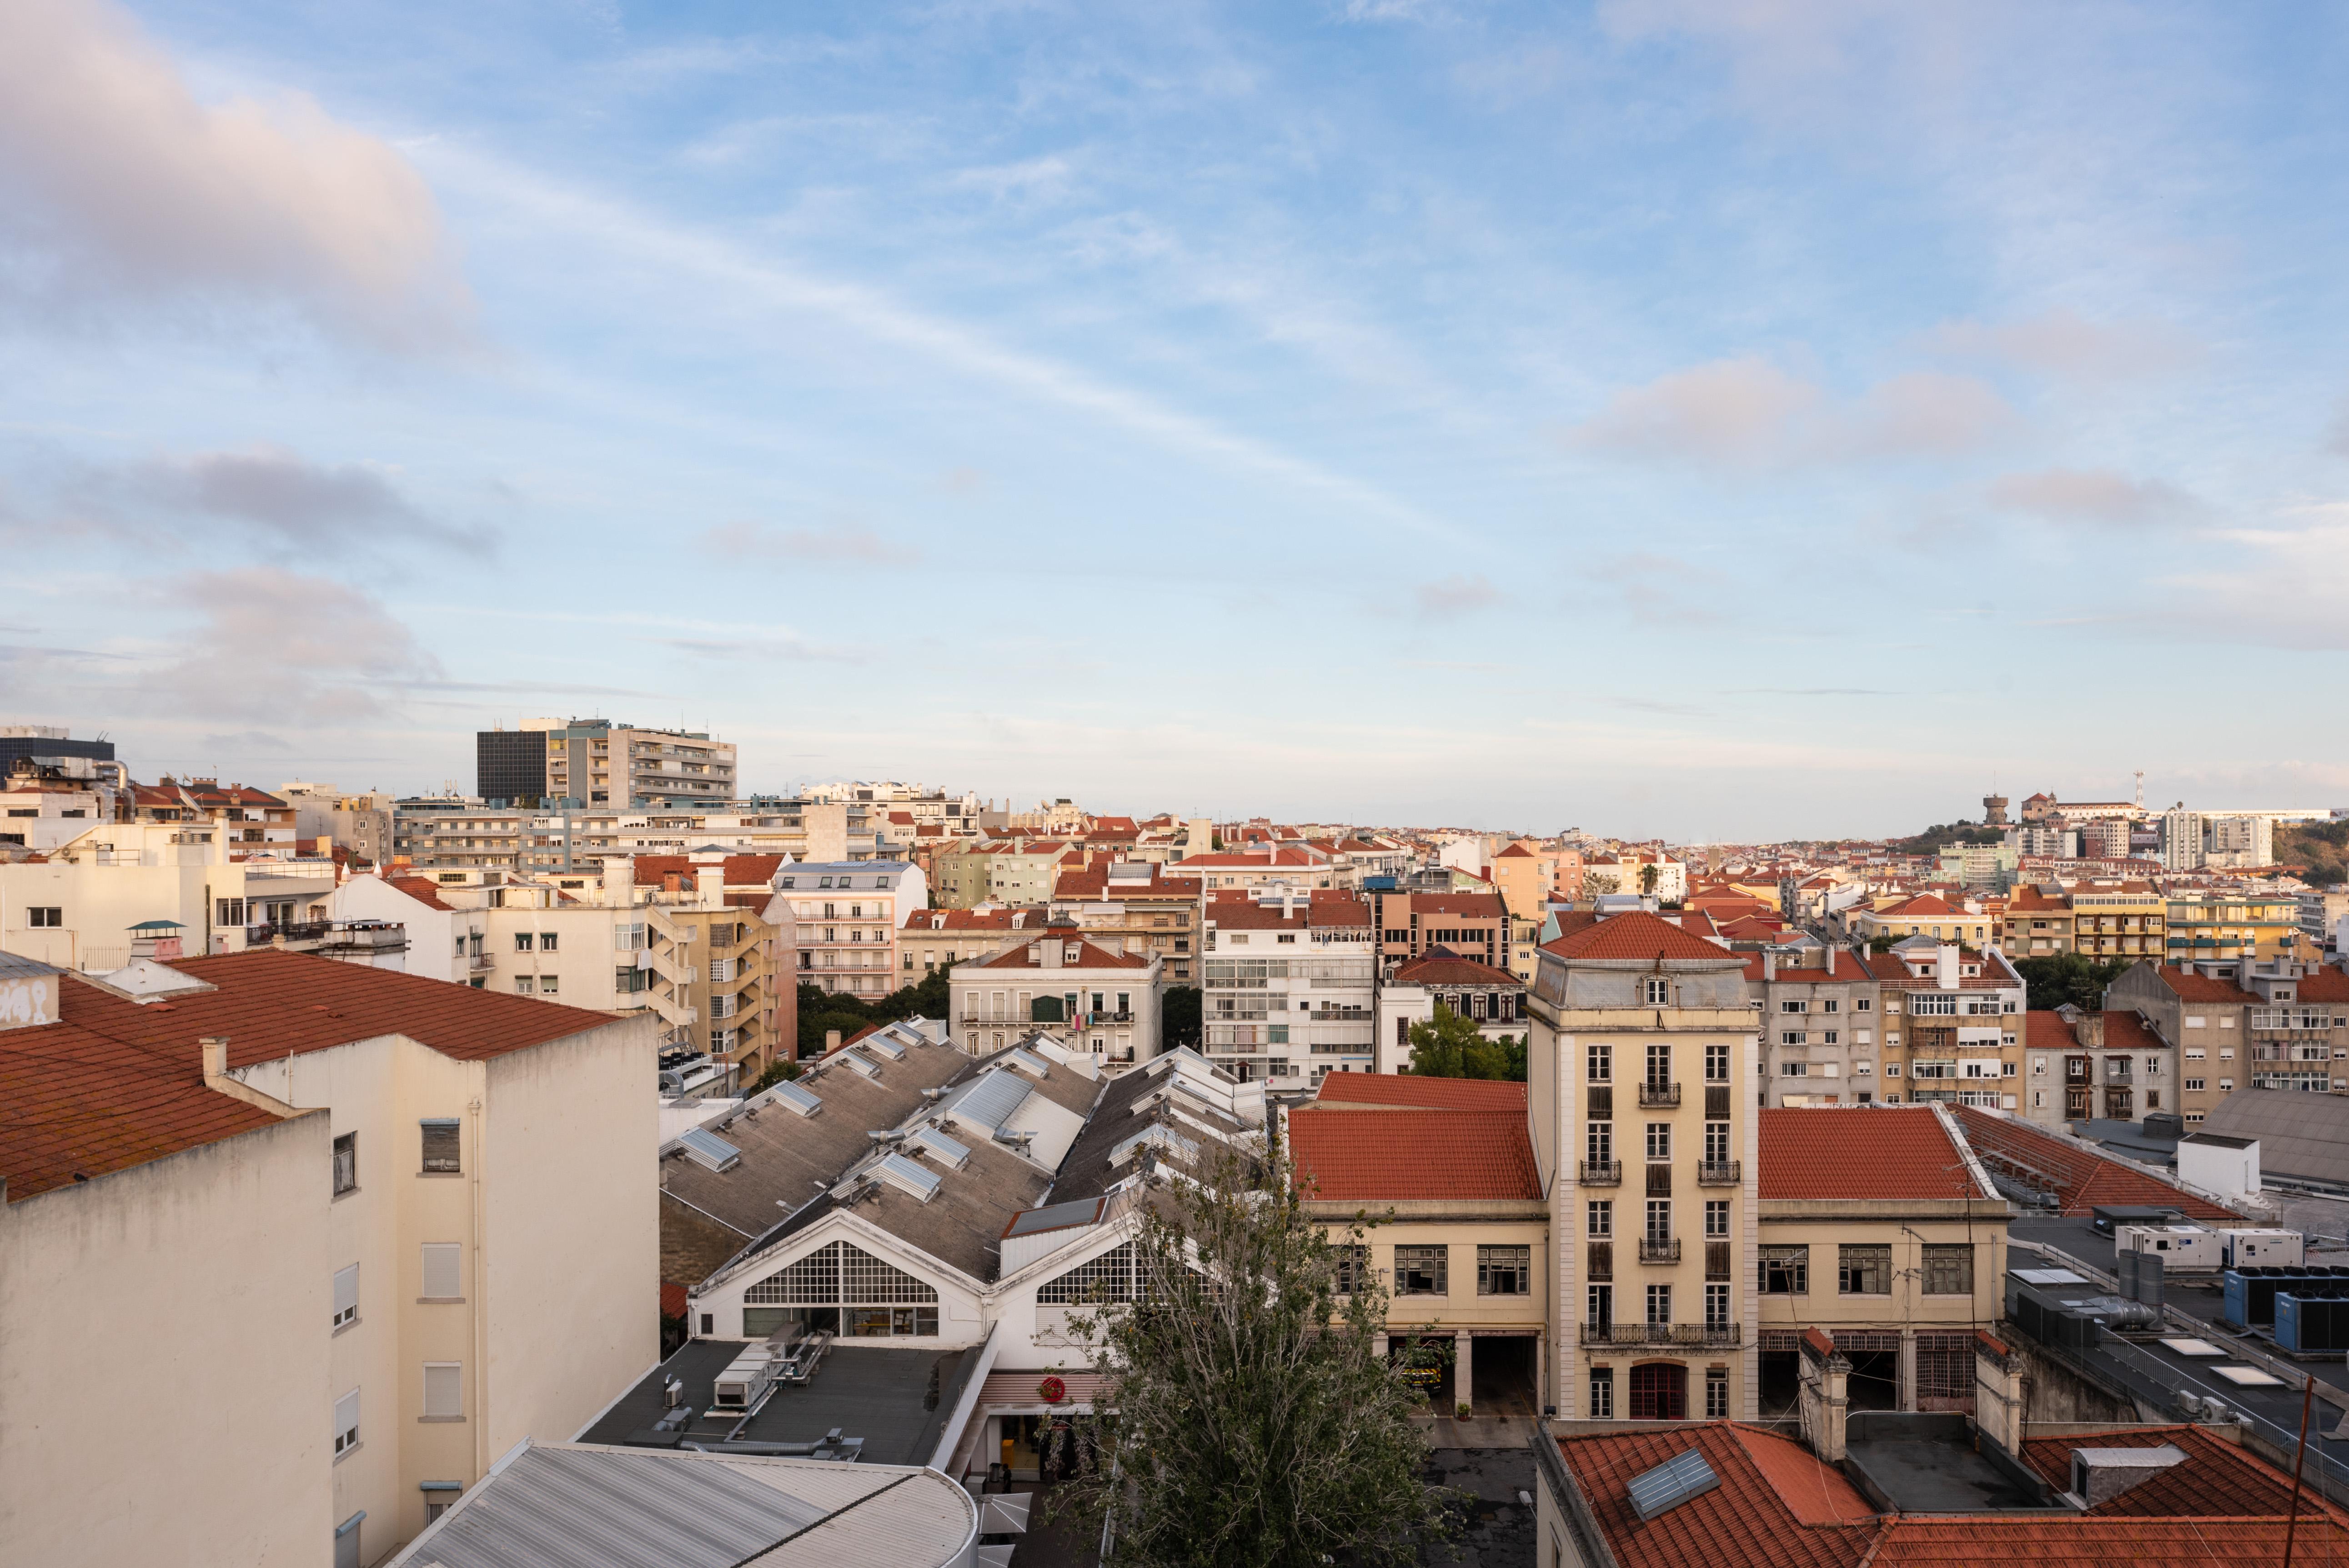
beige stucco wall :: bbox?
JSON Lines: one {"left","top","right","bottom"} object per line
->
{"left": 483, "top": 1016, "right": 661, "bottom": 1459}
{"left": 1756, "top": 1200, "right": 2009, "bottom": 1336}
{"left": 0, "top": 1111, "right": 333, "bottom": 1568}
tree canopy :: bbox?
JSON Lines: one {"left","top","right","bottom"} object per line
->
{"left": 1402, "top": 1003, "right": 1526, "bottom": 1081}
{"left": 1050, "top": 1146, "right": 1457, "bottom": 1568}
{"left": 1163, "top": 984, "right": 1202, "bottom": 1051}
{"left": 2013, "top": 952, "right": 2133, "bottom": 1012}
{"left": 795, "top": 962, "right": 954, "bottom": 1057}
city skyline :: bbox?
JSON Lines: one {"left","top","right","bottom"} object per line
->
{"left": 4, "top": 1, "right": 2348, "bottom": 838}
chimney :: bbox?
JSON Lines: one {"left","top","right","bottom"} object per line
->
{"left": 1040, "top": 939, "right": 1062, "bottom": 970}
{"left": 198, "top": 1035, "right": 299, "bottom": 1117}
{"left": 824, "top": 1029, "right": 841, "bottom": 1053}
{"left": 1973, "top": 1331, "right": 2025, "bottom": 1455}
{"left": 1764, "top": 949, "right": 1777, "bottom": 981}
{"left": 606, "top": 855, "right": 634, "bottom": 908}
{"left": 699, "top": 865, "right": 725, "bottom": 902}
{"left": 1797, "top": 1328, "right": 1849, "bottom": 1463}
{"left": 1936, "top": 942, "right": 1959, "bottom": 990}
{"left": 1822, "top": 945, "right": 1837, "bottom": 979}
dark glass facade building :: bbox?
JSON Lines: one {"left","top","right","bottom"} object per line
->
{"left": 476, "top": 729, "right": 548, "bottom": 803}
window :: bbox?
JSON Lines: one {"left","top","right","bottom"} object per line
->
{"left": 1645, "top": 1283, "right": 1671, "bottom": 1324}
{"left": 1332, "top": 1245, "right": 1368, "bottom": 1295}
{"left": 1821, "top": 998, "right": 1840, "bottom": 1014}
{"left": 1645, "top": 1123, "right": 1670, "bottom": 1160}
{"left": 1781, "top": 1000, "right": 1808, "bottom": 1014}
{"left": 1587, "top": 1122, "right": 1612, "bottom": 1162}
{"left": 1589, "top": 1366, "right": 1614, "bottom": 1418}
{"left": 1781, "top": 1062, "right": 1808, "bottom": 1077}
{"left": 2186, "top": 1077, "right": 2206, "bottom": 1092}
{"left": 746, "top": 1239, "right": 942, "bottom": 1336}
{"left": 333, "top": 1389, "right": 360, "bottom": 1457}
{"left": 1705, "top": 1200, "right": 1729, "bottom": 1238}
{"left": 1705, "top": 1043, "right": 1729, "bottom": 1082}
{"left": 1703, "top": 1122, "right": 1730, "bottom": 1162}
{"left": 539, "top": 932, "right": 557, "bottom": 952}
{"left": 1922, "top": 1244, "right": 1973, "bottom": 1296}
{"left": 1781, "top": 1031, "right": 1807, "bottom": 1046}
{"left": 616, "top": 966, "right": 646, "bottom": 994}
{"left": 1587, "top": 1041, "right": 1611, "bottom": 1082}
{"left": 513, "top": 932, "right": 534, "bottom": 952}
{"left": 215, "top": 898, "right": 244, "bottom": 927}
{"left": 1645, "top": 1042, "right": 1671, "bottom": 1085}
{"left": 1588, "top": 1200, "right": 1613, "bottom": 1237}
{"left": 423, "top": 1363, "right": 463, "bottom": 1421}
{"left": 1478, "top": 1246, "right": 1531, "bottom": 1295}
{"left": 422, "top": 1243, "right": 462, "bottom": 1301}
{"left": 1705, "top": 1283, "right": 1730, "bottom": 1328}
{"left": 1839, "top": 1244, "right": 1891, "bottom": 1295}
{"left": 333, "top": 1265, "right": 358, "bottom": 1330}
{"left": 539, "top": 975, "right": 558, "bottom": 995}
{"left": 1395, "top": 1245, "right": 1448, "bottom": 1296}
{"left": 513, "top": 976, "right": 535, "bottom": 995}
{"left": 1644, "top": 977, "right": 1671, "bottom": 1005}
{"left": 332, "top": 1132, "right": 358, "bottom": 1196}
{"left": 1645, "top": 1199, "right": 1671, "bottom": 1241}
{"left": 1855, "top": 997, "right": 1871, "bottom": 1012}
{"left": 1760, "top": 1246, "right": 1808, "bottom": 1294}
{"left": 1884, "top": 1062, "right": 1902, "bottom": 1077}
{"left": 28, "top": 906, "right": 63, "bottom": 927}
{"left": 420, "top": 1119, "right": 461, "bottom": 1174}
{"left": 616, "top": 922, "right": 646, "bottom": 951}
{"left": 1705, "top": 1367, "right": 1730, "bottom": 1418}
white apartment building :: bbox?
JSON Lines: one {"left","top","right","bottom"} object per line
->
{"left": 2, "top": 818, "right": 342, "bottom": 971}
{"left": 0, "top": 951, "right": 658, "bottom": 1568}
{"left": 394, "top": 800, "right": 891, "bottom": 876}
{"left": 335, "top": 868, "right": 656, "bottom": 1010}
{"left": 949, "top": 925, "right": 1163, "bottom": 1069}
{"left": 1, "top": 751, "right": 122, "bottom": 852}
{"left": 778, "top": 860, "right": 927, "bottom": 997}
{"left": 1200, "top": 896, "right": 1375, "bottom": 1083}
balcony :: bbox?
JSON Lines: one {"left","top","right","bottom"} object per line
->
{"left": 1638, "top": 1238, "right": 1681, "bottom": 1264}
{"left": 1696, "top": 1161, "right": 1742, "bottom": 1187}
{"left": 1578, "top": 1323, "right": 1742, "bottom": 1349}
{"left": 467, "top": 952, "right": 495, "bottom": 973}
{"left": 1637, "top": 1082, "right": 1681, "bottom": 1107}
{"left": 1578, "top": 1160, "right": 1622, "bottom": 1186}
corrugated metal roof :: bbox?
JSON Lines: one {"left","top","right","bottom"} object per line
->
{"left": 392, "top": 1444, "right": 973, "bottom": 1568}
{"left": 678, "top": 1128, "right": 743, "bottom": 1173}
{"left": 1003, "top": 1196, "right": 1105, "bottom": 1238}
{"left": 942, "top": 1070, "right": 1031, "bottom": 1132}
{"left": 767, "top": 1079, "right": 823, "bottom": 1117}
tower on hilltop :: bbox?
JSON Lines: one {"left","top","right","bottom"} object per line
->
{"left": 1982, "top": 792, "right": 2010, "bottom": 826}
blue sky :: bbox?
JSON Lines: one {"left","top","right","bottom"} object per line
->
{"left": 4, "top": 0, "right": 2348, "bottom": 839}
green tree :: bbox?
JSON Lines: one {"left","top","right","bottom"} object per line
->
{"left": 1051, "top": 1147, "right": 1457, "bottom": 1567}
{"left": 2013, "top": 953, "right": 2133, "bottom": 1012}
{"left": 1163, "top": 985, "right": 1202, "bottom": 1051}
{"left": 1401, "top": 1004, "right": 1523, "bottom": 1081}
{"left": 1640, "top": 862, "right": 1659, "bottom": 897}
{"left": 793, "top": 961, "right": 956, "bottom": 1057}
{"left": 747, "top": 1056, "right": 803, "bottom": 1092}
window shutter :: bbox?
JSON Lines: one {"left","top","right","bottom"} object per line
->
{"left": 420, "top": 1120, "right": 461, "bottom": 1174}
{"left": 423, "top": 1363, "right": 463, "bottom": 1419}
{"left": 334, "top": 1389, "right": 361, "bottom": 1453}
{"left": 333, "top": 1265, "right": 359, "bottom": 1326}
{"left": 421, "top": 1244, "right": 462, "bottom": 1300}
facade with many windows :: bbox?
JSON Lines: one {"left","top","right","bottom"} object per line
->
{"left": 1525, "top": 910, "right": 1760, "bottom": 1422}
{"left": 1201, "top": 895, "right": 1374, "bottom": 1082}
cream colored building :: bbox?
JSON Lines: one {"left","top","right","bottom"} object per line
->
{"left": 1752, "top": 1105, "right": 2009, "bottom": 1417}
{"left": 0, "top": 951, "right": 658, "bottom": 1568}
{"left": 948, "top": 924, "right": 1162, "bottom": 1069}
{"left": 1526, "top": 910, "right": 1760, "bottom": 1422}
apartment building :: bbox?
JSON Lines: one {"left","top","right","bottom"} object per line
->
{"left": 1376, "top": 948, "right": 1526, "bottom": 1073}
{"left": 1288, "top": 1074, "right": 1547, "bottom": 1414}
{"left": 1525, "top": 910, "right": 1759, "bottom": 1421}
{"left": 1176, "top": 846, "right": 1351, "bottom": 894}
{"left": 947, "top": 925, "right": 1162, "bottom": 1069}
{"left": 477, "top": 717, "right": 738, "bottom": 807}
{"left": 802, "top": 781, "right": 985, "bottom": 827}
{"left": 931, "top": 841, "right": 1072, "bottom": 909}
{"left": 280, "top": 781, "right": 396, "bottom": 866}
{"left": 1581, "top": 849, "right": 1686, "bottom": 903}
{"left": 392, "top": 798, "right": 892, "bottom": 877}
{"left": 775, "top": 860, "right": 926, "bottom": 998}
{"left": 1863, "top": 941, "right": 2025, "bottom": 1110}
{"left": 0, "top": 751, "right": 120, "bottom": 852}
{"left": 2066, "top": 879, "right": 2165, "bottom": 960}
{"left": 1847, "top": 893, "right": 1997, "bottom": 948}
{"left": 2163, "top": 889, "right": 2302, "bottom": 962}
{"left": 899, "top": 906, "right": 1049, "bottom": 975}
{"left": 2023, "top": 1007, "right": 2170, "bottom": 1125}
{"left": 1369, "top": 888, "right": 1511, "bottom": 978}
{"left": 1748, "top": 947, "right": 1884, "bottom": 1107}
{"left": 2161, "top": 808, "right": 2276, "bottom": 870}
{"left": 1200, "top": 895, "right": 1375, "bottom": 1082}
{"left": 1049, "top": 857, "right": 1205, "bottom": 981}
{"left": 0, "top": 952, "right": 657, "bottom": 1567}
{"left": 2107, "top": 957, "right": 2349, "bottom": 1120}
{"left": 1753, "top": 1107, "right": 2008, "bottom": 1417}
{"left": 3, "top": 819, "right": 341, "bottom": 971}
{"left": 1491, "top": 843, "right": 1563, "bottom": 980}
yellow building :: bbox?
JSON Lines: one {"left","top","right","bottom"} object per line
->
{"left": 2163, "top": 890, "right": 2302, "bottom": 963}
{"left": 1289, "top": 1074, "right": 1548, "bottom": 1417}
{"left": 1753, "top": 1105, "right": 2009, "bottom": 1417}
{"left": 1847, "top": 893, "right": 1995, "bottom": 948}
{"left": 1527, "top": 911, "right": 1759, "bottom": 1422}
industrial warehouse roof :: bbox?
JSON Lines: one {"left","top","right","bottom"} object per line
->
{"left": 2198, "top": 1087, "right": 2349, "bottom": 1189}
{"left": 1947, "top": 1105, "right": 2240, "bottom": 1220}
{"left": 383, "top": 1440, "right": 975, "bottom": 1568}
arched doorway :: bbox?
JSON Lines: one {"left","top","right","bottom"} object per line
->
{"left": 1628, "top": 1361, "right": 1687, "bottom": 1421}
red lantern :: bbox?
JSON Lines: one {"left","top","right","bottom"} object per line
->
{"left": 1039, "top": 1375, "right": 1068, "bottom": 1404}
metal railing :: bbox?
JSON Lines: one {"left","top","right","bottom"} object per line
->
{"left": 1578, "top": 1161, "right": 1622, "bottom": 1186}
{"left": 1696, "top": 1161, "right": 1742, "bottom": 1186}
{"left": 1638, "top": 1082, "right": 1681, "bottom": 1107}
{"left": 1638, "top": 1238, "right": 1681, "bottom": 1264}
{"left": 1577, "top": 1323, "right": 1741, "bottom": 1348}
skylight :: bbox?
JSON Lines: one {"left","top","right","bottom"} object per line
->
{"left": 1626, "top": 1450, "right": 1721, "bottom": 1522}
{"left": 676, "top": 1127, "right": 742, "bottom": 1174}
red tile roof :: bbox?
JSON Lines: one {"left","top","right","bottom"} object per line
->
{"left": 1312, "top": 1072, "right": 1526, "bottom": 1111}
{"left": 387, "top": 874, "right": 456, "bottom": 911}
{"left": 2300, "top": 967, "right": 2349, "bottom": 1003}
{"left": 903, "top": 906, "right": 1048, "bottom": 931}
{"left": 2017, "top": 1425, "right": 2335, "bottom": 1519}
{"left": 2023, "top": 1010, "right": 2080, "bottom": 1051}
{"left": 2, "top": 952, "right": 621, "bottom": 1201}
{"left": 1205, "top": 903, "right": 1311, "bottom": 930}
{"left": 1543, "top": 910, "right": 1734, "bottom": 962}
{"left": 630, "top": 854, "right": 785, "bottom": 887}
{"left": 1288, "top": 1108, "right": 1539, "bottom": 1201}
{"left": 969, "top": 936, "right": 1149, "bottom": 970}
{"left": 1389, "top": 892, "right": 1508, "bottom": 919}
{"left": 2150, "top": 963, "right": 2261, "bottom": 1003}
{"left": 2100, "top": 1009, "right": 2166, "bottom": 1052}
{"left": 1757, "top": 1107, "right": 1983, "bottom": 1201}
{"left": 1556, "top": 1424, "right": 1875, "bottom": 1568}
{"left": 1390, "top": 948, "right": 1523, "bottom": 988}
{"left": 1948, "top": 1105, "right": 2240, "bottom": 1220}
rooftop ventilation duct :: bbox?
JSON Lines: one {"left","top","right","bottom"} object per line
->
{"left": 2068, "top": 1446, "right": 2187, "bottom": 1508}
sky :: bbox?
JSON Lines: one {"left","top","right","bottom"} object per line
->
{"left": 3, "top": 0, "right": 2348, "bottom": 841}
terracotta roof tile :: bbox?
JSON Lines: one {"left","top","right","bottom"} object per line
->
{"left": 1312, "top": 1072, "right": 1527, "bottom": 1111}
{"left": 3, "top": 952, "right": 621, "bottom": 1202}
{"left": 1288, "top": 1108, "right": 1539, "bottom": 1201}
{"left": 387, "top": 874, "right": 456, "bottom": 911}
{"left": 969, "top": 935, "right": 1149, "bottom": 970}
{"left": 1543, "top": 910, "right": 1734, "bottom": 962}
{"left": 1556, "top": 1424, "right": 1876, "bottom": 1568}
{"left": 2152, "top": 964, "right": 2262, "bottom": 1003}
{"left": 1757, "top": 1107, "right": 1982, "bottom": 1201}
{"left": 1390, "top": 948, "right": 1523, "bottom": 988}
{"left": 1949, "top": 1104, "right": 2239, "bottom": 1220}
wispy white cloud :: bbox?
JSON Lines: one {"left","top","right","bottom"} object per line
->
{"left": 1986, "top": 467, "right": 2203, "bottom": 527}
{"left": 0, "top": 0, "right": 472, "bottom": 347}
{"left": 1924, "top": 311, "right": 2202, "bottom": 383}
{"left": 1564, "top": 357, "right": 2016, "bottom": 470}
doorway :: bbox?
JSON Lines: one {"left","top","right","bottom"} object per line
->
{"left": 1628, "top": 1362, "right": 1687, "bottom": 1421}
